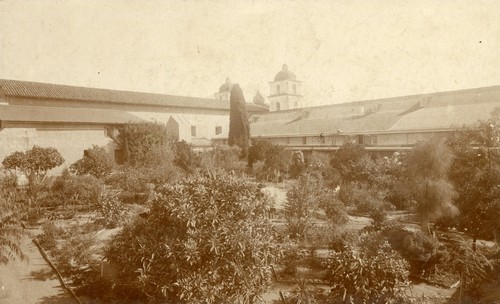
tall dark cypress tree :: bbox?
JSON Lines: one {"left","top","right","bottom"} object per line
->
{"left": 228, "top": 83, "right": 250, "bottom": 158}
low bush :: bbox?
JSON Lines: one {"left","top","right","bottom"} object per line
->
{"left": 38, "top": 222, "right": 66, "bottom": 251}
{"left": 98, "top": 190, "right": 127, "bottom": 228}
{"left": 382, "top": 224, "right": 440, "bottom": 277}
{"left": 70, "top": 145, "right": 114, "bottom": 178}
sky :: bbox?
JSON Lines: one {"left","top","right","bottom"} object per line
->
{"left": 1, "top": 0, "right": 500, "bottom": 107}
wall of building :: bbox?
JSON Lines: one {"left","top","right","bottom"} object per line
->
{"left": 129, "top": 111, "right": 229, "bottom": 141}
{"left": 0, "top": 127, "right": 115, "bottom": 174}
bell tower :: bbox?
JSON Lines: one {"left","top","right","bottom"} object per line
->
{"left": 268, "top": 64, "right": 303, "bottom": 111}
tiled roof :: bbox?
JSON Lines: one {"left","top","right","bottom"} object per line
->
{"left": 0, "top": 105, "right": 143, "bottom": 125}
{"left": 0, "top": 79, "right": 268, "bottom": 113}
{"left": 248, "top": 86, "right": 500, "bottom": 137}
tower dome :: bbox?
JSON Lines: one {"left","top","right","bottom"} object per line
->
{"left": 274, "top": 64, "right": 297, "bottom": 81}
{"left": 268, "top": 64, "right": 302, "bottom": 111}
{"left": 218, "top": 77, "right": 232, "bottom": 93}
{"left": 214, "top": 77, "right": 232, "bottom": 100}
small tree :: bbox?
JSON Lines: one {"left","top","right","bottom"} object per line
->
{"left": 289, "top": 151, "right": 306, "bottom": 178}
{"left": 2, "top": 146, "right": 64, "bottom": 208}
{"left": 228, "top": 84, "right": 250, "bottom": 158}
{"left": 70, "top": 145, "right": 114, "bottom": 178}
{"left": 404, "top": 138, "right": 458, "bottom": 233}
{"left": 119, "top": 122, "right": 173, "bottom": 167}
{"left": 330, "top": 142, "right": 367, "bottom": 183}
{"left": 285, "top": 173, "right": 324, "bottom": 240}
{"left": 447, "top": 111, "right": 500, "bottom": 249}
{"left": 173, "top": 140, "right": 201, "bottom": 173}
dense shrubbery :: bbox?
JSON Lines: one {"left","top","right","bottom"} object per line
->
{"left": 200, "top": 145, "right": 247, "bottom": 176}
{"left": 70, "top": 145, "right": 114, "bottom": 178}
{"left": 381, "top": 224, "right": 441, "bottom": 277}
{"left": 324, "top": 239, "right": 410, "bottom": 304}
{"left": 119, "top": 122, "right": 173, "bottom": 167}
{"left": 48, "top": 169, "right": 102, "bottom": 210}
{"left": 106, "top": 171, "right": 280, "bottom": 303}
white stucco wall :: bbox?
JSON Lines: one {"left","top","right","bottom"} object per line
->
{"left": 0, "top": 128, "right": 114, "bottom": 175}
{"left": 129, "top": 111, "right": 229, "bottom": 142}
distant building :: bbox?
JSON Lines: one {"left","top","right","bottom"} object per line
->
{"left": 214, "top": 77, "right": 233, "bottom": 101}
{"left": 214, "top": 66, "right": 500, "bottom": 153}
{"left": 268, "top": 64, "right": 303, "bottom": 112}
{"left": 0, "top": 79, "right": 267, "bottom": 171}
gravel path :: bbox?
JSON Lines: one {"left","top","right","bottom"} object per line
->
{"left": 0, "top": 230, "right": 75, "bottom": 304}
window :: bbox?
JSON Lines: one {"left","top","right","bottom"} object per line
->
{"left": 293, "top": 84, "right": 297, "bottom": 95}
{"left": 276, "top": 102, "right": 281, "bottom": 111}
{"left": 191, "top": 126, "right": 196, "bottom": 137}
{"left": 372, "top": 135, "right": 378, "bottom": 145}
{"left": 277, "top": 84, "right": 281, "bottom": 95}
{"left": 215, "top": 126, "right": 222, "bottom": 135}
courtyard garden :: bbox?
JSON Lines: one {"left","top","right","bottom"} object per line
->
{"left": 1, "top": 118, "right": 499, "bottom": 304}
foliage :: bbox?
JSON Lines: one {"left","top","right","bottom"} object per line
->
{"left": 324, "top": 235, "right": 410, "bottom": 304}
{"left": 302, "top": 152, "right": 339, "bottom": 190}
{"left": 49, "top": 169, "right": 102, "bottom": 210}
{"left": 289, "top": 151, "right": 306, "bottom": 178}
{"left": 404, "top": 138, "right": 458, "bottom": 230}
{"left": 228, "top": 83, "right": 250, "bottom": 158}
{"left": 317, "top": 191, "right": 348, "bottom": 226}
{"left": 98, "top": 190, "right": 127, "bottom": 228}
{"left": 2, "top": 146, "right": 64, "bottom": 204}
{"left": 106, "top": 164, "right": 180, "bottom": 194}
{"left": 38, "top": 222, "right": 67, "bottom": 251}
{"left": 106, "top": 171, "right": 280, "bottom": 303}
{"left": 200, "top": 145, "right": 247, "bottom": 176}
{"left": 338, "top": 182, "right": 392, "bottom": 213}
{"left": 330, "top": 142, "right": 367, "bottom": 183}
{"left": 447, "top": 113, "right": 500, "bottom": 247}
{"left": 2, "top": 146, "right": 64, "bottom": 178}
{"left": 439, "top": 236, "right": 493, "bottom": 302}
{"left": 381, "top": 224, "right": 440, "bottom": 276}
{"left": 173, "top": 140, "right": 201, "bottom": 173}
{"left": 119, "top": 122, "right": 173, "bottom": 167}
{"left": 70, "top": 145, "right": 114, "bottom": 178}
{"left": 285, "top": 173, "right": 347, "bottom": 242}
{"left": 248, "top": 139, "right": 291, "bottom": 182}
{"left": 248, "top": 139, "right": 274, "bottom": 167}
{"left": 285, "top": 173, "right": 324, "bottom": 240}
{"left": 0, "top": 181, "right": 25, "bottom": 264}
{"left": 53, "top": 234, "right": 94, "bottom": 276}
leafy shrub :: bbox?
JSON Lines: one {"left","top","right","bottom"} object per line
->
{"left": 173, "top": 140, "right": 201, "bottom": 173}
{"left": 285, "top": 173, "right": 324, "bottom": 240}
{"left": 119, "top": 122, "right": 174, "bottom": 167}
{"left": 53, "top": 234, "right": 94, "bottom": 276}
{"left": 318, "top": 191, "right": 348, "bottom": 226}
{"left": 289, "top": 151, "right": 305, "bottom": 178}
{"left": 38, "top": 222, "right": 66, "bottom": 251}
{"left": 338, "top": 182, "right": 392, "bottom": 214}
{"left": 70, "top": 145, "right": 114, "bottom": 178}
{"left": 324, "top": 237, "right": 410, "bottom": 304}
{"left": 98, "top": 190, "right": 127, "bottom": 228}
{"left": 105, "top": 164, "right": 179, "bottom": 193}
{"left": 200, "top": 145, "right": 247, "bottom": 176}
{"left": 106, "top": 171, "right": 281, "bottom": 303}
{"left": 49, "top": 170, "right": 102, "bottom": 210}
{"left": 382, "top": 224, "right": 440, "bottom": 276}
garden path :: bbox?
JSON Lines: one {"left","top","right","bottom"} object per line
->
{"left": 0, "top": 229, "right": 75, "bottom": 304}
